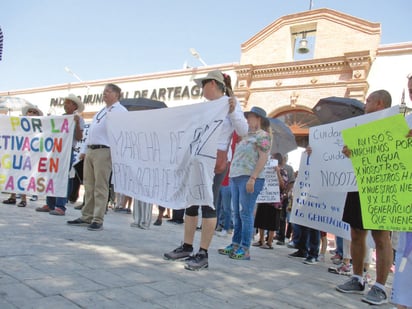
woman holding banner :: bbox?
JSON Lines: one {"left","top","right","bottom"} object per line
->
{"left": 164, "top": 70, "right": 249, "bottom": 271}
{"left": 218, "top": 106, "right": 271, "bottom": 260}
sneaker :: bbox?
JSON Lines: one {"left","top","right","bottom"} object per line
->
{"left": 216, "top": 230, "right": 228, "bottom": 237}
{"left": 333, "top": 258, "right": 344, "bottom": 265}
{"left": 36, "top": 205, "right": 50, "bottom": 212}
{"left": 331, "top": 253, "right": 342, "bottom": 263}
{"left": 303, "top": 257, "right": 318, "bottom": 265}
{"left": 153, "top": 219, "right": 162, "bottom": 226}
{"left": 17, "top": 201, "right": 27, "bottom": 207}
{"left": 87, "top": 222, "right": 103, "bottom": 231}
{"left": 229, "top": 247, "right": 250, "bottom": 260}
{"left": 184, "top": 251, "right": 208, "bottom": 271}
{"left": 328, "top": 263, "right": 352, "bottom": 275}
{"left": 361, "top": 285, "right": 388, "bottom": 305}
{"left": 49, "top": 208, "right": 65, "bottom": 216}
{"left": 164, "top": 245, "right": 193, "bottom": 260}
{"left": 336, "top": 277, "right": 365, "bottom": 294}
{"left": 218, "top": 244, "right": 238, "bottom": 256}
{"left": 67, "top": 218, "right": 90, "bottom": 226}
{"left": 286, "top": 241, "right": 296, "bottom": 249}
{"left": 288, "top": 250, "right": 307, "bottom": 258}
{"left": 276, "top": 241, "right": 285, "bottom": 246}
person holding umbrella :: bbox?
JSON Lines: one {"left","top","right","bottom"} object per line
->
{"left": 2, "top": 105, "right": 43, "bottom": 207}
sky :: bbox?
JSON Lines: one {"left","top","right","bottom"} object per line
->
{"left": 0, "top": 0, "right": 411, "bottom": 92}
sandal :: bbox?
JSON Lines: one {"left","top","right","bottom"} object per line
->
{"left": 3, "top": 198, "right": 16, "bottom": 205}
{"left": 252, "top": 240, "right": 263, "bottom": 247}
{"left": 17, "top": 201, "right": 27, "bottom": 207}
{"left": 260, "top": 243, "right": 273, "bottom": 249}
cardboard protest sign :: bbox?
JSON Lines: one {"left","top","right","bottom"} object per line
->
{"left": 290, "top": 152, "right": 350, "bottom": 239}
{"left": 107, "top": 99, "right": 228, "bottom": 209}
{"left": 309, "top": 106, "right": 399, "bottom": 193}
{"left": 0, "top": 115, "right": 74, "bottom": 196}
{"left": 342, "top": 114, "right": 412, "bottom": 231}
{"left": 256, "top": 159, "right": 280, "bottom": 203}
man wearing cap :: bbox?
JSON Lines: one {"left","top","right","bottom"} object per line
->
{"left": 164, "top": 70, "right": 248, "bottom": 270}
{"left": 36, "top": 94, "right": 85, "bottom": 216}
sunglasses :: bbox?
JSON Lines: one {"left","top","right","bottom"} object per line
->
{"left": 27, "top": 109, "right": 39, "bottom": 115}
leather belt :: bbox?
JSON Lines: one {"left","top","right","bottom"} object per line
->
{"left": 88, "top": 144, "right": 110, "bottom": 149}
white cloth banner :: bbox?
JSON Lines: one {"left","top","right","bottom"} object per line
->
{"left": 107, "top": 99, "right": 229, "bottom": 209}
{"left": 0, "top": 115, "right": 74, "bottom": 196}
{"left": 256, "top": 159, "right": 280, "bottom": 203}
{"left": 309, "top": 106, "right": 399, "bottom": 192}
{"left": 290, "top": 152, "right": 351, "bottom": 239}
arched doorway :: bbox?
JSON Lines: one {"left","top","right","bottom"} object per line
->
{"left": 274, "top": 108, "right": 321, "bottom": 147}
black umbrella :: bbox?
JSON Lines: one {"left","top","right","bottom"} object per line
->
{"left": 312, "top": 96, "right": 364, "bottom": 124}
{"left": 269, "top": 118, "right": 298, "bottom": 156}
{"left": 120, "top": 98, "right": 167, "bottom": 111}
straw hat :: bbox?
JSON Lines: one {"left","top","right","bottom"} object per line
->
{"left": 22, "top": 105, "right": 44, "bottom": 116}
{"left": 64, "top": 94, "right": 84, "bottom": 113}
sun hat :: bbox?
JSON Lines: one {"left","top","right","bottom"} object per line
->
{"left": 22, "top": 105, "right": 44, "bottom": 116}
{"left": 64, "top": 94, "right": 84, "bottom": 113}
{"left": 244, "top": 106, "right": 268, "bottom": 119}
{"left": 194, "top": 70, "right": 225, "bottom": 87}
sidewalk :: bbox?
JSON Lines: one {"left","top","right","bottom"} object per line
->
{"left": 0, "top": 194, "right": 394, "bottom": 308}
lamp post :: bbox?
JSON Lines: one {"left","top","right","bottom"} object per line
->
{"left": 189, "top": 48, "right": 208, "bottom": 66}
{"left": 64, "top": 66, "right": 90, "bottom": 93}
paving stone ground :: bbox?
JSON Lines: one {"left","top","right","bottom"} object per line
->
{"left": 0, "top": 193, "right": 395, "bottom": 308}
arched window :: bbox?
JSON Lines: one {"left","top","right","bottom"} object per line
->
{"left": 274, "top": 109, "right": 321, "bottom": 147}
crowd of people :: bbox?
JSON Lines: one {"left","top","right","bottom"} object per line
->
{"left": 2, "top": 72, "right": 411, "bottom": 308}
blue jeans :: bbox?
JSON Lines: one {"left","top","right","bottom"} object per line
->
{"left": 335, "top": 236, "right": 343, "bottom": 257}
{"left": 220, "top": 185, "right": 232, "bottom": 231}
{"left": 297, "top": 226, "right": 320, "bottom": 259}
{"left": 46, "top": 151, "right": 75, "bottom": 211}
{"left": 231, "top": 176, "right": 264, "bottom": 249}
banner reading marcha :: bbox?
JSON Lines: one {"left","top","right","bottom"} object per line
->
{"left": 342, "top": 114, "right": 412, "bottom": 231}
{"left": 0, "top": 115, "right": 75, "bottom": 196}
{"left": 107, "top": 99, "right": 228, "bottom": 209}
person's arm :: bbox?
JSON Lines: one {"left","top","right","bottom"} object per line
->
{"left": 73, "top": 114, "right": 83, "bottom": 142}
{"left": 246, "top": 149, "right": 269, "bottom": 193}
{"left": 228, "top": 97, "right": 248, "bottom": 136}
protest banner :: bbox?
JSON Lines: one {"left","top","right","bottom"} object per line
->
{"left": 256, "top": 159, "right": 281, "bottom": 203}
{"left": 290, "top": 152, "right": 350, "bottom": 239}
{"left": 0, "top": 115, "right": 74, "bottom": 196}
{"left": 107, "top": 99, "right": 228, "bottom": 209}
{"left": 309, "top": 106, "right": 399, "bottom": 193}
{"left": 341, "top": 114, "right": 412, "bottom": 231}
{"left": 72, "top": 123, "right": 90, "bottom": 165}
